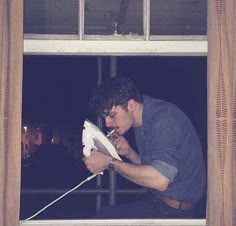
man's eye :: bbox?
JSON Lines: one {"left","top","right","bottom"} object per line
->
{"left": 109, "top": 112, "right": 116, "bottom": 118}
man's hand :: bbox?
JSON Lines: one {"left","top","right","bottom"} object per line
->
{"left": 109, "top": 134, "right": 132, "bottom": 158}
{"left": 83, "top": 150, "right": 111, "bottom": 174}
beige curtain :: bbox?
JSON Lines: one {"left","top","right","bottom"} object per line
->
{"left": 208, "top": 0, "right": 236, "bottom": 225}
{"left": 0, "top": 0, "right": 23, "bottom": 226}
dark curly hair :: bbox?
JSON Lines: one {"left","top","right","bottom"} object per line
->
{"left": 89, "top": 76, "right": 143, "bottom": 117}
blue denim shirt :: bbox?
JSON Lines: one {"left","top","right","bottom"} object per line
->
{"left": 134, "top": 95, "right": 206, "bottom": 203}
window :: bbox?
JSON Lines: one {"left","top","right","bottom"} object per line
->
{"left": 21, "top": 0, "right": 207, "bottom": 225}
{"left": 24, "top": 0, "right": 207, "bottom": 38}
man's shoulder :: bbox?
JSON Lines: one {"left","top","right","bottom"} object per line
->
{"left": 143, "top": 95, "right": 170, "bottom": 107}
{"left": 143, "top": 95, "right": 176, "bottom": 115}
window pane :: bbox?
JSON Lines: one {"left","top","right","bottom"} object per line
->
{"left": 84, "top": 0, "right": 143, "bottom": 35}
{"left": 150, "top": 0, "right": 207, "bottom": 35}
{"left": 24, "top": 0, "right": 79, "bottom": 34}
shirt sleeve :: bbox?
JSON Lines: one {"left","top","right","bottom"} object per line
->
{"left": 150, "top": 115, "right": 181, "bottom": 182}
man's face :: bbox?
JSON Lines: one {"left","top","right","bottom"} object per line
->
{"left": 104, "top": 104, "right": 134, "bottom": 135}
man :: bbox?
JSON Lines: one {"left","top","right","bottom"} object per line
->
{"left": 83, "top": 76, "right": 206, "bottom": 219}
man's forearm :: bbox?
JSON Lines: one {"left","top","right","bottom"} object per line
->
{"left": 112, "top": 160, "right": 169, "bottom": 192}
{"left": 125, "top": 148, "right": 141, "bottom": 164}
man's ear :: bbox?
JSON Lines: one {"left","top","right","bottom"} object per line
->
{"left": 127, "top": 99, "right": 136, "bottom": 111}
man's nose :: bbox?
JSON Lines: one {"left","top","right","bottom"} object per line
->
{"left": 105, "top": 116, "right": 113, "bottom": 127}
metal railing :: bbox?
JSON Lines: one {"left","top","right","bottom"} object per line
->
{"left": 21, "top": 170, "right": 146, "bottom": 214}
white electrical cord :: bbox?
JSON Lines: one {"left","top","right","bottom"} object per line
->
{"left": 22, "top": 173, "right": 98, "bottom": 222}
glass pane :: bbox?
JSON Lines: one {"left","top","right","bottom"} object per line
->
{"left": 24, "top": 0, "right": 79, "bottom": 34}
{"left": 150, "top": 0, "right": 207, "bottom": 35}
{"left": 84, "top": 0, "right": 143, "bottom": 35}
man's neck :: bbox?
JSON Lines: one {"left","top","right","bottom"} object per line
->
{"left": 133, "top": 103, "right": 143, "bottom": 127}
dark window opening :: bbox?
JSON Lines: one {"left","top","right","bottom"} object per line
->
{"left": 21, "top": 55, "right": 207, "bottom": 220}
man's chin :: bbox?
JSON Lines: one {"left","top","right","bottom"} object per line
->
{"left": 117, "top": 129, "right": 127, "bottom": 136}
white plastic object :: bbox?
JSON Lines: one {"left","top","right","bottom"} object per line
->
{"left": 82, "top": 119, "right": 122, "bottom": 161}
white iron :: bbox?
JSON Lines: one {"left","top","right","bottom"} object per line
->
{"left": 82, "top": 119, "right": 122, "bottom": 161}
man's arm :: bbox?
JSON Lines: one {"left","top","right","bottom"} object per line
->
{"left": 112, "top": 159, "right": 170, "bottom": 191}
{"left": 83, "top": 150, "right": 170, "bottom": 192}
{"left": 123, "top": 147, "right": 141, "bottom": 164}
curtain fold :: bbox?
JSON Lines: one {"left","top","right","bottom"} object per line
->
{"left": 208, "top": 0, "right": 236, "bottom": 225}
{"left": 0, "top": 0, "right": 23, "bottom": 226}
{"left": 233, "top": 1, "right": 236, "bottom": 225}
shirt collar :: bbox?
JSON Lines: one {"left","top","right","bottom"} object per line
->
{"left": 139, "top": 95, "right": 151, "bottom": 136}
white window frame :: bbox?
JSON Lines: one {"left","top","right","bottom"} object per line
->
{"left": 20, "top": 219, "right": 206, "bottom": 226}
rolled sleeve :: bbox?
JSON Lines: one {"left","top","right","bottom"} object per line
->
{"left": 152, "top": 160, "right": 178, "bottom": 182}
